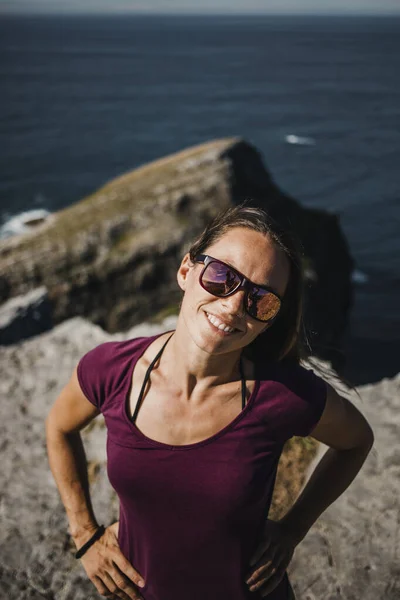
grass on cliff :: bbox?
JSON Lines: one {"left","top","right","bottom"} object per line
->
{"left": 270, "top": 436, "right": 319, "bottom": 520}
{"left": 0, "top": 138, "right": 236, "bottom": 260}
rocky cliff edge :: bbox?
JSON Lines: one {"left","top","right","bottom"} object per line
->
{"left": 0, "top": 138, "right": 353, "bottom": 367}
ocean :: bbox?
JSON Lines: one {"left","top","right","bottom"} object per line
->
{"left": 1, "top": 14, "right": 399, "bottom": 379}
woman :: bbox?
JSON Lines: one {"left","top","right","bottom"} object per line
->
{"left": 45, "top": 204, "right": 373, "bottom": 600}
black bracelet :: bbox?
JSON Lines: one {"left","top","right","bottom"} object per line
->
{"left": 75, "top": 525, "right": 105, "bottom": 559}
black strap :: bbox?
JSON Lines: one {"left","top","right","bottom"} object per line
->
{"left": 75, "top": 525, "right": 105, "bottom": 559}
{"left": 132, "top": 333, "right": 174, "bottom": 422}
{"left": 239, "top": 355, "right": 247, "bottom": 409}
{"left": 131, "top": 335, "right": 247, "bottom": 422}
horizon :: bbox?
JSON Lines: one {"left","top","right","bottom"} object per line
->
{"left": 1, "top": 0, "right": 400, "bottom": 17}
{"left": 2, "top": 11, "right": 400, "bottom": 17}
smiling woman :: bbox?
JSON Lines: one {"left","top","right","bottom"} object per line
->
{"left": 185, "top": 206, "right": 302, "bottom": 365}
{"left": 45, "top": 202, "right": 374, "bottom": 600}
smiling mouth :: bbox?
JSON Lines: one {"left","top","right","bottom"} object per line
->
{"left": 205, "top": 311, "right": 239, "bottom": 334}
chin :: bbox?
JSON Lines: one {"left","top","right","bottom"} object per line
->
{"left": 200, "top": 311, "right": 245, "bottom": 352}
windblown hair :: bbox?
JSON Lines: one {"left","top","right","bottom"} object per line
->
{"left": 188, "top": 202, "right": 308, "bottom": 364}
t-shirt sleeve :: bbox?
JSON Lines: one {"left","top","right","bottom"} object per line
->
{"left": 291, "top": 365, "right": 328, "bottom": 437}
{"left": 76, "top": 342, "right": 116, "bottom": 411}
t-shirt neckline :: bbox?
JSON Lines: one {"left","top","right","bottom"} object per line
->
{"left": 122, "top": 331, "right": 260, "bottom": 451}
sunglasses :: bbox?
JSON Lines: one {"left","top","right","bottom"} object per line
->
{"left": 194, "top": 254, "right": 282, "bottom": 323}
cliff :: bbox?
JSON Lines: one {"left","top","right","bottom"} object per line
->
{"left": 0, "top": 138, "right": 353, "bottom": 364}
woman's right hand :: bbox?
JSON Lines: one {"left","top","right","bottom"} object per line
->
{"left": 77, "top": 522, "right": 146, "bottom": 599}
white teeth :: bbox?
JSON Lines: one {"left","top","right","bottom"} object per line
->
{"left": 206, "top": 312, "right": 235, "bottom": 333}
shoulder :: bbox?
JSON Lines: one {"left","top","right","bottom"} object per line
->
{"left": 257, "top": 359, "right": 327, "bottom": 399}
{"left": 311, "top": 384, "right": 374, "bottom": 449}
{"left": 255, "top": 359, "right": 328, "bottom": 438}
{"left": 76, "top": 336, "right": 156, "bottom": 410}
{"left": 77, "top": 337, "right": 149, "bottom": 381}
{"left": 278, "top": 360, "right": 327, "bottom": 399}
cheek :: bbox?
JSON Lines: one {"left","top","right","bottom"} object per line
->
{"left": 246, "top": 320, "right": 268, "bottom": 340}
{"left": 181, "top": 280, "right": 206, "bottom": 312}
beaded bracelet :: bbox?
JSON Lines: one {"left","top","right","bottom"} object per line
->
{"left": 75, "top": 525, "right": 105, "bottom": 559}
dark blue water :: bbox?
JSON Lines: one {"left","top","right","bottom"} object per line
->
{"left": 1, "top": 14, "right": 400, "bottom": 349}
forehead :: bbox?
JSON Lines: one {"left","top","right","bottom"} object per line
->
{"left": 202, "top": 226, "right": 290, "bottom": 295}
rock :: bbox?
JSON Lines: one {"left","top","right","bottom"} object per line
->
{"left": 0, "top": 317, "right": 177, "bottom": 599}
{"left": 288, "top": 372, "right": 400, "bottom": 600}
{"left": 0, "top": 286, "right": 53, "bottom": 345}
{"left": 0, "top": 138, "right": 353, "bottom": 365}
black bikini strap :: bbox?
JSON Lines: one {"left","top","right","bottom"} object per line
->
{"left": 239, "top": 355, "right": 247, "bottom": 409}
{"left": 132, "top": 333, "right": 174, "bottom": 422}
{"left": 132, "top": 336, "right": 247, "bottom": 422}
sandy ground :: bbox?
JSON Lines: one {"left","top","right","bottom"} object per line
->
{"left": 0, "top": 316, "right": 399, "bottom": 599}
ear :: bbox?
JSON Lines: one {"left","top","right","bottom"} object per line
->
{"left": 177, "top": 253, "right": 195, "bottom": 292}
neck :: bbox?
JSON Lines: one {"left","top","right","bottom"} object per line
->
{"left": 163, "top": 318, "right": 243, "bottom": 401}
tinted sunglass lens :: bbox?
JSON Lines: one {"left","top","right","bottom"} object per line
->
{"left": 247, "top": 288, "right": 281, "bottom": 321}
{"left": 202, "top": 262, "right": 240, "bottom": 296}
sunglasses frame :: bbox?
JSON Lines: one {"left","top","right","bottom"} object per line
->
{"left": 194, "top": 254, "right": 282, "bottom": 323}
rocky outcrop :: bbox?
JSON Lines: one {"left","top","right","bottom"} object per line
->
{"left": 289, "top": 375, "right": 400, "bottom": 600}
{"left": 0, "top": 138, "right": 353, "bottom": 364}
{"left": 0, "top": 317, "right": 397, "bottom": 600}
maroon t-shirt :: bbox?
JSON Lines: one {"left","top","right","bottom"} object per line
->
{"left": 77, "top": 332, "right": 327, "bottom": 600}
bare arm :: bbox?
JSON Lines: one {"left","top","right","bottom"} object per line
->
{"left": 279, "top": 383, "right": 374, "bottom": 543}
{"left": 245, "top": 383, "right": 374, "bottom": 596}
{"left": 45, "top": 366, "right": 145, "bottom": 599}
{"left": 45, "top": 366, "right": 101, "bottom": 547}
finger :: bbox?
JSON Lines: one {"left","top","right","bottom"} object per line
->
{"left": 246, "top": 545, "right": 279, "bottom": 582}
{"left": 109, "top": 565, "right": 144, "bottom": 600}
{"left": 246, "top": 557, "right": 277, "bottom": 587}
{"left": 101, "top": 571, "right": 137, "bottom": 600}
{"left": 248, "top": 566, "right": 279, "bottom": 593}
{"left": 258, "top": 567, "right": 286, "bottom": 597}
{"left": 112, "top": 552, "right": 146, "bottom": 591}
{"left": 92, "top": 574, "right": 114, "bottom": 598}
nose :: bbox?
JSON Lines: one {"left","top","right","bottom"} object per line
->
{"left": 220, "top": 289, "right": 246, "bottom": 318}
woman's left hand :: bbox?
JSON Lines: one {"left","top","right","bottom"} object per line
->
{"left": 245, "top": 519, "right": 297, "bottom": 597}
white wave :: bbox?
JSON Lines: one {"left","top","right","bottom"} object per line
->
{"left": 352, "top": 269, "right": 369, "bottom": 284}
{"left": 0, "top": 209, "right": 52, "bottom": 239}
{"left": 285, "top": 134, "right": 316, "bottom": 146}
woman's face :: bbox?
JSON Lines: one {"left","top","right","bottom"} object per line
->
{"left": 177, "top": 226, "right": 290, "bottom": 356}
